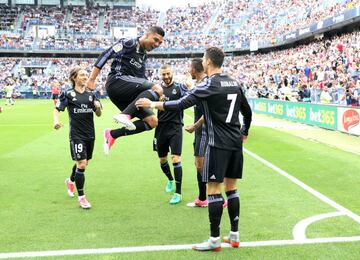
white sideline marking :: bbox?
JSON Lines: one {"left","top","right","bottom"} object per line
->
{"left": 244, "top": 148, "right": 360, "bottom": 225}
{"left": 293, "top": 212, "right": 346, "bottom": 241}
{"left": 1, "top": 236, "right": 360, "bottom": 259}
{"left": 241, "top": 236, "right": 360, "bottom": 247}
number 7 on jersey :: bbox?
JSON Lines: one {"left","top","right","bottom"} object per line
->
{"left": 226, "top": 94, "right": 237, "bottom": 123}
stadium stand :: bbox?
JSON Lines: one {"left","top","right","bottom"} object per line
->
{"left": 0, "top": 0, "right": 360, "bottom": 51}
{"left": 0, "top": 5, "right": 19, "bottom": 30}
{"left": 0, "top": 0, "right": 359, "bottom": 106}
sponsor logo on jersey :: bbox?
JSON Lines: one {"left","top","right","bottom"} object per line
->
{"left": 130, "top": 58, "right": 142, "bottom": 69}
{"left": 113, "top": 43, "right": 123, "bottom": 53}
{"left": 74, "top": 104, "right": 93, "bottom": 114}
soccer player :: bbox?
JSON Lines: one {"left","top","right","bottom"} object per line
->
{"left": 136, "top": 47, "right": 252, "bottom": 252}
{"left": 4, "top": 77, "right": 15, "bottom": 106}
{"left": 53, "top": 67, "right": 102, "bottom": 209}
{"left": 154, "top": 64, "right": 189, "bottom": 204}
{"left": 51, "top": 79, "right": 61, "bottom": 107}
{"left": 86, "top": 26, "right": 165, "bottom": 155}
{"left": 184, "top": 58, "right": 208, "bottom": 208}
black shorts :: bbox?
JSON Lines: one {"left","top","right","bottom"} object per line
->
{"left": 52, "top": 94, "right": 59, "bottom": 100}
{"left": 194, "top": 131, "right": 208, "bottom": 157}
{"left": 105, "top": 74, "right": 155, "bottom": 120}
{"left": 70, "top": 139, "right": 95, "bottom": 161}
{"left": 153, "top": 123, "right": 183, "bottom": 158}
{"left": 203, "top": 146, "right": 243, "bottom": 183}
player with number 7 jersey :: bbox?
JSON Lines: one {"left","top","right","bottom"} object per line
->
{"left": 162, "top": 73, "right": 252, "bottom": 150}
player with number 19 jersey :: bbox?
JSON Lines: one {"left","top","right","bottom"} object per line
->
{"left": 56, "top": 88, "right": 100, "bottom": 161}
{"left": 56, "top": 89, "right": 99, "bottom": 141}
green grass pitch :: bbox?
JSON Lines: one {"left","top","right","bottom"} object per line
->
{"left": 1, "top": 99, "right": 360, "bottom": 259}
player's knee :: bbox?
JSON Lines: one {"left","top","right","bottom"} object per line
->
{"left": 195, "top": 165, "right": 203, "bottom": 173}
{"left": 195, "top": 158, "right": 204, "bottom": 172}
{"left": 224, "top": 178, "right": 237, "bottom": 192}
{"left": 160, "top": 157, "right": 168, "bottom": 164}
{"left": 144, "top": 115, "right": 158, "bottom": 128}
{"left": 207, "top": 182, "right": 221, "bottom": 195}
{"left": 152, "top": 84, "right": 163, "bottom": 97}
{"left": 171, "top": 155, "right": 181, "bottom": 164}
{"left": 77, "top": 160, "right": 87, "bottom": 170}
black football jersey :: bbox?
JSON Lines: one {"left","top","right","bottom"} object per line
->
{"left": 56, "top": 88, "right": 99, "bottom": 141}
{"left": 157, "top": 81, "right": 188, "bottom": 125}
{"left": 95, "top": 38, "right": 147, "bottom": 78}
{"left": 164, "top": 73, "right": 252, "bottom": 150}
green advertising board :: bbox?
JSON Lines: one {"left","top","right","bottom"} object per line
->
{"left": 249, "top": 99, "right": 337, "bottom": 130}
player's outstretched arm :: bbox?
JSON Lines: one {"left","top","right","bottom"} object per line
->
{"left": 137, "top": 93, "right": 198, "bottom": 111}
{"left": 184, "top": 124, "right": 195, "bottom": 133}
{"left": 53, "top": 108, "right": 63, "bottom": 130}
{"left": 94, "top": 100, "right": 102, "bottom": 117}
{"left": 87, "top": 67, "right": 101, "bottom": 91}
{"left": 136, "top": 98, "right": 165, "bottom": 110}
{"left": 185, "top": 116, "right": 204, "bottom": 133}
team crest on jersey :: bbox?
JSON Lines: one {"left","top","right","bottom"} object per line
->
{"left": 89, "top": 95, "right": 93, "bottom": 102}
{"left": 113, "top": 43, "right": 123, "bottom": 53}
{"left": 172, "top": 89, "right": 177, "bottom": 95}
{"left": 70, "top": 91, "right": 76, "bottom": 97}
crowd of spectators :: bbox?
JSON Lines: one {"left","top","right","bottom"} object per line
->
{"left": 37, "top": 35, "right": 112, "bottom": 50}
{"left": 1, "top": 1, "right": 360, "bottom": 106}
{"left": 0, "top": 34, "right": 33, "bottom": 49}
{"left": 1, "top": 1, "right": 360, "bottom": 51}
{"left": 103, "top": 8, "right": 134, "bottom": 29}
{"left": 163, "top": 2, "right": 219, "bottom": 34}
{"left": 63, "top": 6, "right": 101, "bottom": 34}
{"left": 0, "top": 57, "right": 110, "bottom": 99}
{"left": 227, "top": 30, "right": 360, "bottom": 106}
{"left": 0, "top": 5, "right": 20, "bottom": 30}
{"left": 21, "top": 6, "right": 65, "bottom": 30}
{"left": 1, "top": 27, "right": 360, "bottom": 106}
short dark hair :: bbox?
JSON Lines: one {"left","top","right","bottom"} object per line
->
{"left": 205, "top": 47, "right": 224, "bottom": 68}
{"left": 147, "top": 26, "right": 165, "bottom": 37}
{"left": 191, "top": 58, "right": 204, "bottom": 73}
{"left": 160, "top": 64, "right": 172, "bottom": 70}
